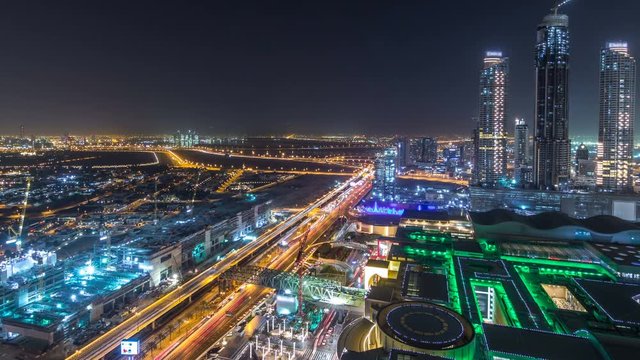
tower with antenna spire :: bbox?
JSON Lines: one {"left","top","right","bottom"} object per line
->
{"left": 551, "top": 0, "right": 572, "bottom": 15}
{"left": 533, "top": 0, "right": 571, "bottom": 190}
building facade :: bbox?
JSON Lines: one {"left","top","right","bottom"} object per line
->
{"left": 373, "top": 148, "right": 397, "bottom": 201}
{"left": 514, "top": 118, "right": 531, "bottom": 184}
{"left": 474, "top": 52, "right": 508, "bottom": 185}
{"left": 396, "top": 137, "right": 411, "bottom": 168}
{"left": 534, "top": 10, "right": 570, "bottom": 189}
{"left": 413, "top": 137, "right": 438, "bottom": 164}
{"left": 597, "top": 42, "right": 636, "bottom": 192}
{"left": 469, "top": 186, "right": 640, "bottom": 222}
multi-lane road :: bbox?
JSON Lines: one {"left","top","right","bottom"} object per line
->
{"left": 154, "top": 171, "right": 371, "bottom": 360}
{"left": 67, "top": 168, "right": 372, "bottom": 360}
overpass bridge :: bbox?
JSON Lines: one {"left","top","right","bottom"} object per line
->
{"left": 222, "top": 265, "right": 366, "bottom": 312}
{"left": 66, "top": 169, "right": 372, "bottom": 359}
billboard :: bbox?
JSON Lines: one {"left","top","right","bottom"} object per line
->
{"left": 121, "top": 339, "right": 140, "bottom": 356}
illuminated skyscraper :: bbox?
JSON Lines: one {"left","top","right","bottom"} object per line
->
{"left": 373, "top": 148, "right": 397, "bottom": 201}
{"left": 474, "top": 51, "right": 508, "bottom": 185}
{"left": 514, "top": 118, "right": 531, "bottom": 184}
{"left": 597, "top": 42, "right": 636, "bottom": 191}
{"left": 533, "top": 8, "right": 570, "bottom": 189}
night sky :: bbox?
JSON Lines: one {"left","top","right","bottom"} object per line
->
{"left": 0, "top": 0, "right": 638, "bottom": 137}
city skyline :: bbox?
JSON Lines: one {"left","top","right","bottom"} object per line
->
{"left": 3, "top": 2, "right": 640, "bottom": 359}
{"left": 0, "top": 1, "right": 638, "bottom": 136}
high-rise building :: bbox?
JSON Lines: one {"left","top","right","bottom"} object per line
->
{"left": 413, "top": 137, "right": 438, "bottom": 164}
{"left": 474, "top": 51, "right": 508, "bottom": 185}
{"left": 574, "top": 143, "right": 595, "bottom": 188}
{"left": 597, "top": 42, "right": 636, "bottom": 192}
{"left": 372, "top": 148, "right": 397, "bottom": 201}
{"left": 514, "top": 118, "right": 531, "bottom": 184}
{"left": 533, "top": 7, "right": 570, "bottom": 190}
{"left": 396, "top": 137, "right": 412, "bottom": 168}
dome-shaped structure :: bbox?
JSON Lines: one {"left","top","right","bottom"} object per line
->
{"left": 376, "top": 301, "right": 475, "bottom": 358}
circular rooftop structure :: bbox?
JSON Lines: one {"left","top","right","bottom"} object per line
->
{"left": 377, "top": 301, "right": 474, "bottom": 351}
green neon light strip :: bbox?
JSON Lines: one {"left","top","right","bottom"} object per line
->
{"left": 501, "top": 256, "right": 616, "bottom": 279}
{"left": 446, "top": 253, "right": 462, "bottom": 313}
{"left": 513, "top": 265, "right": 560, "bottom": 332}
{"left": 470, "top": 279, "right": 522, "bottom": 328}
{"left": 407, "top": 231, "right": 449, "bottom": 243}
{"left": 477, "top": 239, "right": 498, "bottom": 253}
{"left": 402, "top": 245, "right": 448, "bottom": 258}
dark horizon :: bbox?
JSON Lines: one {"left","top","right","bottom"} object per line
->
{"left": 0, "top": 0, "right": 638, "bottom": 137}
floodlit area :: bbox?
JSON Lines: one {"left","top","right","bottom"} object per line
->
{"left": 541, "top": 284, "right": 587, "bottom": 312}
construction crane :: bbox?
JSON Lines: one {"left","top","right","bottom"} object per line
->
{"left": 187, "top": 171, "right": 201, "bottom": 213}
{"left": 552, "top": 0, "right": 571, "bottom": 15}
{"left": 296, "top": 228, "right": 310, "bottom": 318}
{"left": 99, "top": 212, "right": 111, "bottom": 254}
{"left": 153, "top": 177, "right": 159, "bottom": 225}
{"left": 7, "top": 177, "right": 31, "bottom": 252}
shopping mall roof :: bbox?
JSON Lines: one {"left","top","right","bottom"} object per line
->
{"left": 452, "top": 240, "right": 483, "bottom": 255}
{"left": 590, "top": 243, "right": 640, "bottom": 268}
{"left": 471, "top": 209, "right": 640, "bottom": 234}
{"left": 483, "top": 323, "right": 604, "bottom": 359}
{"left": 575, "top": 279, "right": 640, "bottom": 326}
{"left": 401, "top": 268, "right": 448, "bottom": 303}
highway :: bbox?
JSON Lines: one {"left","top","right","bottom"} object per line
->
{"left": 397, "top": 174, "right": 468, "bottom": 186}
{"left": 67, "top": 168, "right": 372, "bottom": 360}
{"left": 152, "top": 170, "right": 371, "bottom": 360}
{"left": 192, "top": 148, "right": 361, "bottom": 169}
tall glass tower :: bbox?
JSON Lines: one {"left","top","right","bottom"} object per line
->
{"left": 533, "top": 8, "right": 570, "bottom": 190}
{"left": 373, "top": 147, "right": 397, "bottom": 201}
{"left": 597, "top": 42, "right": 636, "bottom": 191}
{"left": 474, "top": 51, "right": 508, "bottom": 186}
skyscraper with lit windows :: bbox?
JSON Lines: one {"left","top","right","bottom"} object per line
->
{"left": 533, "top": 9, "right": 570, "bottom": 189}
{"left": 597, "top": 42, "right": 636, "bottom": 191}
{"left": 473, "top": 51, "right": 508, "bottom": 185}
{"left": 373, "top": 147, "right": 397, "bottom": 201}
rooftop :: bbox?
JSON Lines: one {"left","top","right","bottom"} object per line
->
{"left": 401, "top": 267, "right": 449, "bottom": 303}
{"left": 483, "top": 323, "right": 603, "bottom": 359}
{"left": 575, "top": 279, "right": 640, "bottom": 326}
{"left": 590, "top": 243, "right": 640, "bottom": 268}
{"left": 377, "top": 301, "right": 474, "bottom": 350}
{"left": 471, "top": 209, "right": 640, "bottom": 234}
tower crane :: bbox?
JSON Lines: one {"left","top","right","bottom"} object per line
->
{"left": 187, "top": 171, "right": 201, "bottom": 213}
{"left": 7, "top": 177, "right": 31, "bottom": 252}
{"left": 153, "top": 177, "right": 159, "bottom": 225}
